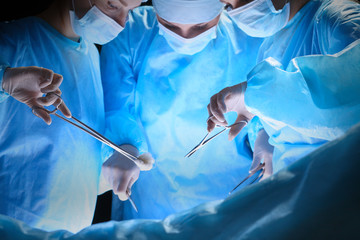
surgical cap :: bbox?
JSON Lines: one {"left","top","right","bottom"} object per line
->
{"left": 153, "top": 0, "right": 225, "bottom": 24}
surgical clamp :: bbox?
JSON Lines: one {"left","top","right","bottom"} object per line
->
{"left": 184, "top": 121, "right": 248, "bottom": 158}
{"left": 228, "top": 162, "right": 265, "bottom": 194}
{"left": 32, "top": 94, "right": 139, "bottom": 212}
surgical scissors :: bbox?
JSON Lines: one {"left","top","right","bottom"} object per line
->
{"left": 32, "top": 93, "right": 139, "bottom": 212}
{"left": 184, "top": 121, "right": 248, "bottom": 158}
{"left": 228, "top": 162, "right": 265, "bottom": 194}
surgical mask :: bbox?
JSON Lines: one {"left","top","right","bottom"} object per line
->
{"left": 228, "top": 0, "right": 290, "bottom": 38}
{"left": 69, "top": 1, "right": 124, "bottom": 44}
{"left": 158, "top": 22, "right": 217, "bottom": 55}
{"left": 153, "top": 0, "right": 225, "bottom": 24}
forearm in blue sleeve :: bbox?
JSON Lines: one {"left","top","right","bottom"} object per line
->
{"left": 246, "top": 116, "right": 264, "bottom": 152}
{"left": 0, "top": 58, "right": 10, "bottom": 102}
{"left": 245, "top": 40, "right": 360, "bottom": 141}
{"left": 100, "top": 40, "right": 148, "bottom": 162}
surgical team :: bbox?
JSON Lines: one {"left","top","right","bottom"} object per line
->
{"left": 0, "top": 0, "right": 359, "bottom": 234}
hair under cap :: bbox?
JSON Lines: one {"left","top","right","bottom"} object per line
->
{"left": 153, "top": 0, "right": 225, "bottom": 24}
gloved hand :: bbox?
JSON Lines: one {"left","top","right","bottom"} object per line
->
{"left": 102, "top": 144, "right": 141, "bottom": 201}
{"left": 250, "top": 129, "right": 274, "bottom": 181}
{"left": 2, "top": 66, "right": 71, "bottom": 124}
{"left": 207, "top": 82, "right": 254, "bottom": 140}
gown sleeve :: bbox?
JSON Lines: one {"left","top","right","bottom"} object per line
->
{"left": 245, "top": 39, "right": 360, "bottom": 141}
{"left": 100, "top": 29, "right": 149, "bottom": 161}
{"left": 315, "top": 0, "right": 360, "bottom": 55}
{"left": 245, "top": 0, "right": 360, "bottom": 142}
{"left": 0, "top": 56, "right": 10, "bottom": 102}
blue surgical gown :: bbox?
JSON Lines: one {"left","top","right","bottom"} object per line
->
{"left": 243, "top": 0, "right": 360, "bottom": 172}
{"left": 100, "top": 7, "right": 264, "bottom": 219}
{"left": 0, "top": 17, "right": 105, "bottom": 232}
{"left": 0, "top": 56, "right": 10, "bottom": 101}
{"left": 1, "top": 121, "right": 360, "bottom": 239}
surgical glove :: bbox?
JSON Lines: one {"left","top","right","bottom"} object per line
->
{"left": 102, "top": 144, "right": 141, "bottom": 201}
{"left": 207, "top": 82, "right": 254, "bottom": 140}
{"left": 250, "top": 129, "right": 273, "bottom": 181}
{"left": 2, "top": 66, "right": 71, "bottom": 124}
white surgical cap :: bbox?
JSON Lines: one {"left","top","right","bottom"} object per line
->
{"left": 153, "top": 0, "right": 225, "bottom": 24}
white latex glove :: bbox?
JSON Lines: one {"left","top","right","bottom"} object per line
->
{"left": 2, "top": 66, "right": 71, "bottom": 124}
{"left": 207, "top": 82, "right": 254, "bottom": 140}
{"left": 250, "top": 129, "right": 274, "bottom": 181}
{"left": 102, "top": 144, "right": 141, "bottom": 201}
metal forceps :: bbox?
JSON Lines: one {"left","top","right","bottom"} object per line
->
{"left": 32, "top": 94, "right": 138, "bottom": 212}
{"left": 228, "top": 162, "right": 265, "bottom": 195}
{"left": 184, "top": 121, "right": 248, "bottom": 158}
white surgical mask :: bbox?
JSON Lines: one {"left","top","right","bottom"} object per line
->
{"left": 158, "top": 22, "right": 217, "bottom": 55}
{"left": 69, "top": 1, "right": 124, "bottom": 44}
{"left": 153, "top": 0, "right": 224, "bottom": 24}
{"left": 228, "top": 0, "right": 290, "bottom": 38}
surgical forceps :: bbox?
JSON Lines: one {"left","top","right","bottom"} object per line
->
{"left": 32, "top": 94, "right": 139, "bottom": 212}
{"left": 228, "top": 162, "right": 265, "bottom": 195}
{"left": 184, "top": 121, "right": 248, "bottom": 158}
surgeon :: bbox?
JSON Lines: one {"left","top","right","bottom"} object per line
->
{"left": 0, "top": 0, "right": 146, "bottom": 233}
{"left": 208, "top": 0, "right": 360, "bottom": 174}
{"left": 100, "top": 0, "right": 266, "bottom": 220}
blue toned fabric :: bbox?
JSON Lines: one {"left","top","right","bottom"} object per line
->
{"left": 0, "top": 56, "right": 10, "bottom": 102}
{"left": 246, "top": 116, "right": 264, "bottom": 151}
{"left": 1, "top": 121, "right": 360, "bottom": 239}
{"left": 257, "top": 0, "right": 360, "bottom": 66}
{"left": 246, "top": 40, "right": 360, "bottom": 172}
{"left": 0, "top": 17, "right": 105, "bottom": 232}
{"left": 244, "top": 0, "right": 360, "bottom": 172}
{"left": 152, "top": 0, "right": 225, "bottom": 24}
{"left": 101, "top": 6, "right": 264, "bottom": 219}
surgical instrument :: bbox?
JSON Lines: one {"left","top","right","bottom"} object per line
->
{"left": 185, "top": 121, "right": 248, "bottom": 158}
{"left": 127, "top": 189, "right": 138, "bottom": 213}
{"left": 32, "top": 94, "right": 139, "bottom": 212}
{"left": 229, "top": 162, "right": 265, "bottom": 194}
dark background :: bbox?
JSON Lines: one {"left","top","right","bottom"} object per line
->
{"left": 0, "top": 1, "right": 51, "bottom": 22}
{"left": 0, "top": 0, "right": 152, "bottom": 21}
{"left": 0, "top": 0, "right": 152, "bottom": 225}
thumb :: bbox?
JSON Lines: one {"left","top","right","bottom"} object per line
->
{"left": 31, "top": 105, "right": 52, "bottom": 125}
{"left": 260, "top": 155, "right": 273, "bottom": 181}
{"left": 260, "top": 163, "right": 273, "bottom": 181}
{"left": 228, "top": 117, "right": 247, "bottom": 141}
{"left": 127, "top": 177, "right": 137, "bottom": 194}
{"left": 250, "top": 152, "right": 262, "bottom": 173}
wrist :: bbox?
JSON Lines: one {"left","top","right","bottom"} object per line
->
{"left": 240, "top": 81, "right": 247, "bottom": 93}
{"left": 119, "top": 144, "right": 139, "bottom": 157}
{"left": 112, "top": 144, "right": 154, "bottom": 171}
{"left": 1, "top": 66, "right": 11, "bottom": 94}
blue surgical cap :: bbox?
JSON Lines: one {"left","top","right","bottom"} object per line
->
{"left": 153, "top": 0, "right": 225, "bottom": 24}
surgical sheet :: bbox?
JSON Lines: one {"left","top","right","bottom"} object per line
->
{"left": 1, "top": 122, "right": 360, "bottom": 239}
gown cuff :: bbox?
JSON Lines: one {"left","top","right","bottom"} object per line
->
{"left": 0, "top": 63, "right": 10, "bottom": 102}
